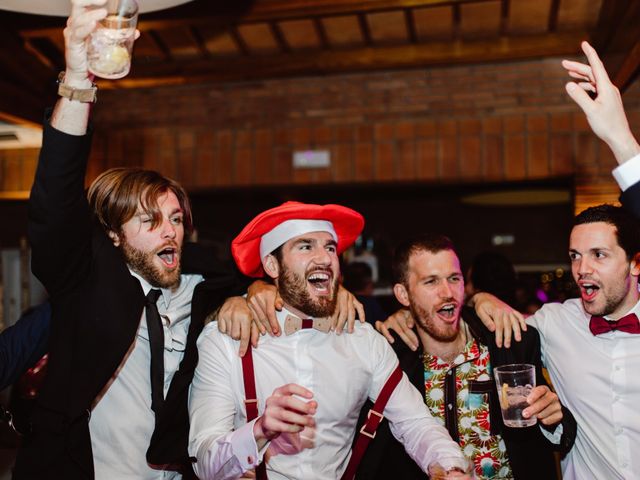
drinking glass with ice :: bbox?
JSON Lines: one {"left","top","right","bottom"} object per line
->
{"left": 87, "top": 0, "right": 138, "bottom": 79}
{"left": 493, "top": 364, "right": 537, "bottom": 428}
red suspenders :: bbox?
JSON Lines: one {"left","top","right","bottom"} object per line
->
{"left": 241, "top": 345, "right": 403, "bottom": 480}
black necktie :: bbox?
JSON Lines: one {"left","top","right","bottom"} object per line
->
{"left": 146, "top": 289, "right": 165, "bottom": 416}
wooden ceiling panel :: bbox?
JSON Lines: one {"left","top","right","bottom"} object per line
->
{"left": 460, "top": 1, "right": 502, "bottom": 39}
{"left": 322, "top": 15, "right": 364, "bottom": 48}
{"left": 509, "top": 0, "right": 552, "bottom": 34}
{"left": 237, "top": 23, "right": 280, "bottom": 54}
{"left": 155, "top": 26, "right": 201, "bottom": 59}
{"left": 413, "top": 6, "right": 453, "bottom": 41}
{"left": 367, "top": 11, "right": 408, "bottom": 45}
{"left": 200, "top": 30, "right": 240, "bottom": 57}
{"left": 278, "top": 19, "right": 321, "bottom": 51}
{"left": 556, "top": 0, "right": 603, "bottom": 30}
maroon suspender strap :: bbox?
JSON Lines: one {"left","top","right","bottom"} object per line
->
{"left": 241, "top": 346, "right": 268, "bottom": 480}
{"left": 340, "top": 365, "right": 404, "bottom": 480}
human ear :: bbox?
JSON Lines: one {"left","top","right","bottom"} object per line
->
{"left": 108, "top": 230, "right": 121, "bottom": 247}
{"left": 630, "top": 253, "right": 640, "bottom": 276}
{"left": 393, "top": 283, "right": 411, "bottom": 307}
{"left": 263, "top": 255, "right": 280, "bottom": 280}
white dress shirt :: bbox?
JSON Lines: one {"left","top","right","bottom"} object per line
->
{"left": 89, "top": 272, "right": 203, "bottom": 480}
{"left": 527, "top": 298, "right": 640, "bottom": 480}
{"left": 612, "top": 153, "right": 640, "bottom": 191}
{"left": 189, "top": 308, "right": 466, "bottom": 480}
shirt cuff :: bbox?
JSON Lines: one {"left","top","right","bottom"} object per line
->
{"left": 612, "top": 154, "right": 640, "bottom": 191}
{"left": 228, "top": 418, "right": 269, "bottom": 470}
{"left": 539, "top": 422, "right": 563, "bottom": 445}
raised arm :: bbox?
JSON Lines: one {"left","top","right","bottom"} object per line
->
{"left": 52, "top": 0, "right": 109, "bottom": 135}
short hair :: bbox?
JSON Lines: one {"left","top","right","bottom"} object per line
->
{"left": 87, "top": 167, "right": 193, "bottom": 236}
{"left": 574, "top": 204, "right": 640, "bottom": 261}
{"left": 470, "top": 251, "right": 517, "bottom": 305}
{"left": 393, "top": 233, "right": 456, "bottom": 285}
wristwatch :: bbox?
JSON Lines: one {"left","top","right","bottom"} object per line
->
{"left": 57, "top": 72, "right": 97, "bottom": 103}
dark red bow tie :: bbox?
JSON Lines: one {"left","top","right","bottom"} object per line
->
{"left": 589, "top": 313, "right": 640, "bottom": 336}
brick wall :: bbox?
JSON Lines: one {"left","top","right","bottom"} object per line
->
{"left": 3, "top": 56, "right": 640, "bottom": 210}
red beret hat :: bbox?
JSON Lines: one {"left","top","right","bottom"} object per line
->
{"left": 232, "top": 201, "right": 365, "bottom": 277}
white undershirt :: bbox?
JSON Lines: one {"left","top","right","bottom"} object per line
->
{"left": 89, "top": 272, "right": 203, "bottom": 480}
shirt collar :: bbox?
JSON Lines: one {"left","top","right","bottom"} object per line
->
{"left": 129, "top": 269, "right": 172, "bottom": 309}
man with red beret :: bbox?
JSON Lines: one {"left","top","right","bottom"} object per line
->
{"left": 189, "top": 202, "right": 471, "bottom": 479}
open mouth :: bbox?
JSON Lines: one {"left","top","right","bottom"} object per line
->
{"left": 307, "top": 270, "right": 332, "bottom": 294}
{"left": 436, "top": 303, "right": 458, "bottom": 322}
{"left": 579, "top": 281, "right": 600, "bottom": 302}
{"left": 157, "top": 246, "right": 178, "bottom": 268}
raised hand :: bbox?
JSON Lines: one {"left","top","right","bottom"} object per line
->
{"left": 562, "top": 41, "right": 640, "bottom": 164}
{"left": 65, "top": 0, "right": 108, "bottom": 82}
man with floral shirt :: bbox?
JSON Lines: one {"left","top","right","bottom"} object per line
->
{"left": 356, "top": 234, "right": 576, "bottom": 480}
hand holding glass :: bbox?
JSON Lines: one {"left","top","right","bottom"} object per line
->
{"left": 494, "top": 363, "right": 536, "bottom": 428}
{"left": 87, "top": 0, "right": 138, "bottom": 79}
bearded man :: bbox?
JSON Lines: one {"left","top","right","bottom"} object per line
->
{"left": 357, "top": 234, "right": 575, "bottom": 480}
{"left": 189, "top": 202, "right": 472, "bottom": 479}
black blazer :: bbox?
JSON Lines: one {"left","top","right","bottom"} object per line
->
{"left": 356, "top": 308, "right": 576, "bottom": 480}
{"left": 621, "top": 180, "right": 640, "bottom": 219}
{"left": 13, "top": 121, "right": 245, "bottom": 479}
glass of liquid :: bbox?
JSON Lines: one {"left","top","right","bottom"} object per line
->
{"left": 494, "top": 363, "right": 537, "bottom": 428}
{"left": 87, "top": 0, "right": 138, "bottom": 79}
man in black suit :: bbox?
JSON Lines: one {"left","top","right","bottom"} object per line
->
{"left": 357, "top": 234, "right": 575, "bottom": 480}
{"left": 12, "top": 1, "right": 263, "bottom": 478}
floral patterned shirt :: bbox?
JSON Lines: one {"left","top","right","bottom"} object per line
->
{"left": 424, "top": 337, "right": 513, "bottom": 479}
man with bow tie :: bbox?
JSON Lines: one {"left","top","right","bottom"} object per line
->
{"left": 188, "top": 202, "right": 472, "bottom": 479}
{"left": 453, "top": 42, "right": 640, "bottom": 479}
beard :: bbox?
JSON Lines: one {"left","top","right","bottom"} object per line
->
{"left": 409, "top": 297, "right": 459, "bottom": 343}
{"left": 121, "top": 240, "right": 182, "bottom": 289}
{"left": 585, "top": 265, "right": 632, "bottom": 317}
{"left": 278, "top": 263, "right": 338, "bottom": 318}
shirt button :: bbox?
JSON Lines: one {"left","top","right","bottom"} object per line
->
{"left": 447, "top": 403, "right": 453, "bottom": 410}
{"left": 447, "top": 370, "right": 452, "bottom": 376}
{"left": 615, "top": 365, "right": 621, "bottom": 371}
{"left": 616, "top": 427, "right": 623, "bottom": 435}
{"left": 614, "top": 395, "right": 620, "bottom": 402}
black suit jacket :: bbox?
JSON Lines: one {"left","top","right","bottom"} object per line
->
{"left": 13, "top": 120, "right": 246, "bottom": 479}
{"left": 621, "top": 181, "right": 640, "bottom": 218}
{"left": 356, "top": 308, "right": 576, "bottom": 480}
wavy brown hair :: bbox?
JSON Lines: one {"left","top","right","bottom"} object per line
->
{"left": 87, "top": 167, "right": 193, "bottom": 236}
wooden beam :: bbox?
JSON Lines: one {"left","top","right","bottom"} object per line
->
{"left": 613, "top": 38, "right": 640, "bottom": 92}
{"left": 99, "top": 31, "right": 587, "bottom": 89}
{"left": 20, "top": 0, "right": 495, "bottom": 37}
{"left": 547, "top": 0, "right": 560, "bottom": 33}
{"left": 591, "top": 0, "right": 631, "bottom": 52}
